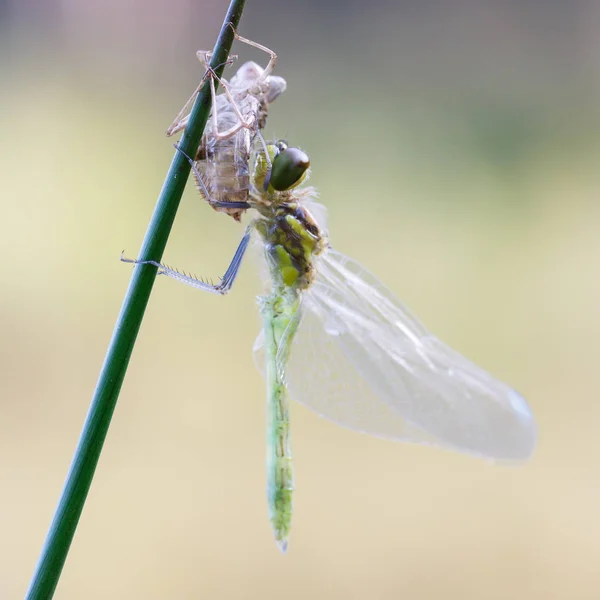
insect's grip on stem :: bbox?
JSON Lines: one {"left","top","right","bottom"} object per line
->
{"left": 24, "top": 1, "right": 247, "bottom": 599}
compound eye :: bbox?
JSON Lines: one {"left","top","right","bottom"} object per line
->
{"left": 269, "top": 147, "right": 310, "bottom": 191}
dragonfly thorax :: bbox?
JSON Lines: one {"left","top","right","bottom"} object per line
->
{"left": 258, "top": 204, "right": 326, "bottom": 290}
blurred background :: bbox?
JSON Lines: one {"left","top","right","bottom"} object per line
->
{"left": 1, "top": 1, "right": 599, "bottom": 598}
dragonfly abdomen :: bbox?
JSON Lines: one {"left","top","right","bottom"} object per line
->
{"left": 262, "top": 291, "right": 300, "bottom": 552}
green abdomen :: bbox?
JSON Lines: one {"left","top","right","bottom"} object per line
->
{"left": 262, "top": 290, "right": 300, "bottom": 552}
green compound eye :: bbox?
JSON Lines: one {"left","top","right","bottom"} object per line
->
{"left": 269, "top": 146, "right": 310, "bottom": 191}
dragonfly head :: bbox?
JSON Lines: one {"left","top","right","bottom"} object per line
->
{"left": 260, "top": 140, "right": 310, "bottom": 194}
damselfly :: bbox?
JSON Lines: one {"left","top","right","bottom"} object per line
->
{"left": 167, "top": 30, "right": 286, "bottom": 221}
{"left": 124, "top": 141, "right": 536, "bottom": 552}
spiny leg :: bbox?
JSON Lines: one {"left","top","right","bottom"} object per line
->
{"left": 120, "top": 225, "right": 253, "bottom": 295}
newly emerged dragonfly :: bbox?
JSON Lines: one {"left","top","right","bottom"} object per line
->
{"left": 123, "top": 141, "right": 536, "bottom": 552}
{"left": 167, "top": 29, "right": 286, "bottom": 221}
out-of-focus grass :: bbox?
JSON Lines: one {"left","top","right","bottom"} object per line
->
{"left": 2, "top": 9, "right": 600, "bottom": 598}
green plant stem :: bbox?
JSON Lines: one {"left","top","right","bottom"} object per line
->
{"left": 25, "top": 2, "right": 247, "bottom": 598}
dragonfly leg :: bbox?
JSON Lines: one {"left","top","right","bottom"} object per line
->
{"left": 229, "top": 25, "right": 277, "bottom": 80}
{"left": 204, "top": 63, "right": 258, "bottom": 142}
{"left": 174, "top": 143, "right": 251, "bottom": 211}
{"left": 120, "top": 225, "right": 253, "bottom": 296}
{"left": 166, "top": 51, "right": 236, "bottom": 137}
{"left": 166, "top": 53, "right": 212, "bottom": 137}
{"left": 181, "top": 50, "right": 256, "bottom": 143}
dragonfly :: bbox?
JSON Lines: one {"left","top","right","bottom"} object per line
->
{"left": 166, "top": 29, "right": 286, "bottom": 221}
{"left": 123, "top": 140, "right": 536, "bottom": 552}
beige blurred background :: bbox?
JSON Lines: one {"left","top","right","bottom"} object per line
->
{"left": 2, "top": 1, "right": 600, "bottom": 598}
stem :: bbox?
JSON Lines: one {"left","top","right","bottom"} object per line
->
{"left": 25, "top": 1, "right": 247, "bottom": 598}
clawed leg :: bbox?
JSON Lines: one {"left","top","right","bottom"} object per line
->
{"left": 120, "top": 225, "right": 253, "bottom": 296}
{"left": 167, "top": 28, "right": 278, "bottom": 140}
{"left": 207, "top": 64, "right": 257, "bottom": 141}
{"left": 166, "top": 51, "right": 236, "bottom": 137}
{"left": 167, "top": 52, "right": 256, "bottom": 142}
{"left": 166, "top": 51, "right": 213, "bottom": 137}
{"left": 229, "top": 24, "right": 277, "bottom": 81}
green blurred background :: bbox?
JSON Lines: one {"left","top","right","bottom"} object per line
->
{"left": 1, "top": 1, "right": 599, "bottom": 598}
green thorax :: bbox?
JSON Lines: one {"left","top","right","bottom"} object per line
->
{"left": 256, "top": 205, "right": 324, "bottom": 291}
{"left": 251, "top": 142, "right": 325, "bottom": 291}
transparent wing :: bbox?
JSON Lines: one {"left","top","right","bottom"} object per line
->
{"left": 254, "top": 248, "right": 536, "bottom": 460}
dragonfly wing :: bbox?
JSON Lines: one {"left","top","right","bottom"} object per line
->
{"left": 255, "top": 248, "right": 536, "bottom": 460}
